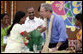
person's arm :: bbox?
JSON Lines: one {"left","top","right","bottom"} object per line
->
{"left": 37, "top": 19, "right": 46, "bottom": 33}
{"left": 55, "top": 42, "right": 63, "bottom": 50}
{"left": 21, "top": 31, "right": 29, "bottom": 37}
{"left": 49, "top": 42, "right": 63, "bottom": 52}
{"left": 36, "top": 25, "right": 47, "bottom": 33}
{"left": 79, "top": 35, "right": 82, "bottom": 43}
{"left": 76, "top": 39, "right": 82, "bottom": 51}
{"left": 77, "top": 35, "right": 82, "bottom": 49}
{"left": 20, "top": 31, "right": 30, "bottom": 40}
{"left": 50, "top": 16, "right": 68, "bottom": 52}
{"left": 57, "top": 16, "right": 68, "bottom": 46}
{"left": 38, "top": 27, "right": 47, "bottom": 33}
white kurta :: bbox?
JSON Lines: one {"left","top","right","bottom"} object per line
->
{"left": 4, "top": 24, "right": 26, "bottom": 53}
{"left": 24, "top": 17, "right": 45, "bottom": 32}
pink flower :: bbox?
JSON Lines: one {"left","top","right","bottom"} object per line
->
{"left": 52, "top": 1, "right": 65, "bottom": 15}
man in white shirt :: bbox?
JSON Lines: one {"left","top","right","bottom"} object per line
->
{"left": 21, "top": 7, "right": 46, "bottom": 52}
{"left": 24, "top": 7, "right": 45, "bottom": 33}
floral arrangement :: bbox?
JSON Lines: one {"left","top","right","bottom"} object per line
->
{"left": 20, "top": 30, "right": 44, "bottom": 52}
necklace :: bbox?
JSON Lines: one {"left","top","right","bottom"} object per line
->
{"left": 41, "top": 15, "right": 54, "bottom": 53}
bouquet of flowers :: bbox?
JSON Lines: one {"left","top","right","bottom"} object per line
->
{"left": 27, "top": 30, "right": 44, "bottom": 52}
{"left": 20, "top": 29, "right": 44, "bottom": 52}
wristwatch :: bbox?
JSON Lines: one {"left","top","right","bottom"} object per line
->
{"left": 56, "top": 46, "right": 59, "bottom": 50}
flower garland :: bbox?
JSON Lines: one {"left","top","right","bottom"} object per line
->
{"left": 41, "top": 15, "right": 54, "bottom": 53}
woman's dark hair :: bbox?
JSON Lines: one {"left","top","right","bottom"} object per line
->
{"left": 38, "top": 6, "right": 40, "bottom": 12}
{"left": 1, "top": 13, "right": 8, "bottom": 20}
{"left": 75, "top": 13, "right": 82, "bottom": 23}
{"left": 7, "top": 11, "right": 25, "bottom": 36}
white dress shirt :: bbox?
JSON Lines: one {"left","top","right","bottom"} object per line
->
{"left": 24, "top": 17, "right": 45, "bottom": 32}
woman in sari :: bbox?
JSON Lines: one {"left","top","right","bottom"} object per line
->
{"left": 4, "top": 11, "right": 46, "bottom": 53}
{"left": 75, "top": 14, "right": 82, "bottom": 52}
{"left": 1, "top": 13, "right": 11, "bottom": 52}
{"left": 4, "top": 11, "right": 28, "bottom": 53}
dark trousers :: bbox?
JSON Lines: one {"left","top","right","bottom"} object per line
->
{"left": 49, "top": 39, "right": 68, "bottom": 50}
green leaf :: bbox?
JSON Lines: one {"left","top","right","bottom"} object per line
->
{"left": 65, "top": 2, "right": 71, "bottom": 9}
{"left": 27, "top": 30, "right": 44, "bottom": 51}
{"left": 67, "top": 10, "right": 73, "bottom": 17}
{"left": 72, "top": 17, "right": 75, "bottom": 25}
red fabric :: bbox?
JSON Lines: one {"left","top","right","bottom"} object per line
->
{"left": 20, "top": 32, "right": 24, "bottom": 35}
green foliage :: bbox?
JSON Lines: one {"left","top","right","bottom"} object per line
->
{"left": 27, "top": 30, "right": 44, "bottom": 51}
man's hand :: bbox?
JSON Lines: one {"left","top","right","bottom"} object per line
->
{"left": 49, "top": 42, "right": 63, "bottom": 52}
{"left": 39, "top": 27, "right": 47, "bottom": 33}
{"left": 37, "top": 25, "right": 43, "bottom": 29}
{"left": 37, "top": 25, "right": 47, "bottom": 33}
{"left": 22, "top": 31, "right": 29, "bottom": 37}
{"left": 49, "top": 47, "right": 58, "bottom": 52}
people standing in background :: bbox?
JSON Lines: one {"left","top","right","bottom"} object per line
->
{"left": 24, "top": 7, "right": 45, "bottom": 35}
{"left": 4, "top": 11, "right": 46, "bottom": 53}
{"left": 75, "top": 14, "right": 82, "bottom": 52}
{"left": 4, "top": 11, "right": 29, "bottom": 53}
{"left": 1, "top": 13, "right": 11, "bottom": 52}
{"left": 38, "top": 6, "right": 44, "bottom": 20}
{"left": 23, "top": 7, "right": 46, "bottom": 52}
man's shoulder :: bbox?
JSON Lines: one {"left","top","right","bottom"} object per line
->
{"left": 13, "top": 24, "right": 22, "bottom": 28}
{"left": 34, "top": 17, "right": 44, "bottom": 21}
{"left": 53, "top": 13, "right": 64, "bottom": 21}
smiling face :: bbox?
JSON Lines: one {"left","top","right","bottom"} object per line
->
{"left": 27, "top": 7, "right": 35, "bottom": 20}
{"left": 3, "top": 15, "right": 10, "bottom": 25}
{"left": 40, "top": 7, "right": 48, "bottom": 18}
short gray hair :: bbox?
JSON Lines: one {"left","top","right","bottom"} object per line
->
{"left": 41, "top": 3, "right": 52, "bottom": 12}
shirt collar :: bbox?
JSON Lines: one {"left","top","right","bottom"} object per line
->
{"left": 26, "top": 17, "right": 36, "bottom": 22}
{"left": 47, "top": 13, "right": 54, "bottom": 21}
